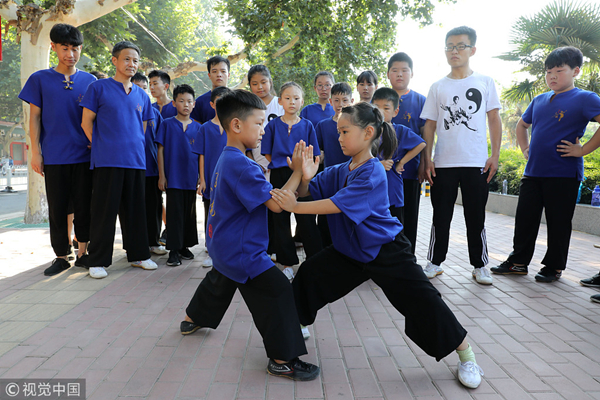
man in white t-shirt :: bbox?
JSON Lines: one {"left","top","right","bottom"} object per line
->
{"left": 421, "top": 26, "right": 502, "bottom": 285}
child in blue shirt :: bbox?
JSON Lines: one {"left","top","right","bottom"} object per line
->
{"left": 80, "top": 41, "right": 158, "bottom": 279}
{"left": 372, "top": 88, "right": 426, "bottom": 225}
{"left": 192, "top": 86, "right": 232, "bottom": 268}
{"left": 156, "top": 84, "right": 201, "bottom": 267}
{"left": 262, "top": 82, "right": 322, "bottom": 278}
{"left": 132, "top": 73, "right": 166, "bottom": 257}
{"left": 191, "top": 55, "right": 230, "bottom": 124}
{"left": 300, "top": 71, "right": 335, "bottom": 127}
{"left": 18, "top": 23, "right": 96, "bottom": 276}
{"left": 271, "top": 102, "right": 485, "bottom": 390}
{"left": 149, "top": 70, "right": 177, "bottom": 119}
{"left": 492, "top": 46, "right": 600, "bottom": 283}
{"left": 181, "top": 89, "right": 320, "bottom": 381}
{"left": 388, "top": 52, "right": 427, "bottom": 254}
{"left": 356, "top": 70, "right": 378, "bottom": 103}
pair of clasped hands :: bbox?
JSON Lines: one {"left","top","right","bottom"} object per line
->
{"left": 270, "top": 141, "right": 319, "bottom": 212}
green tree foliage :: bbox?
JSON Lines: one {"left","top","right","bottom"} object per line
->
{"left": 499, "top": 0, "right": 600, "bottom": 103}
{"left": 0, "top": 30, "right": 22, "bottom": 122}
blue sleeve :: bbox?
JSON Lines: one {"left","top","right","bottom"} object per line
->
{"left": 308, "top": 168, "right": 334, "bottom": 201}
{"left": 307, "top": 121, "right": 321, "bottom": 155}
{"left": 300, "top": 107, "right": 307, "bottom": 119}
{"left": 18, "top": 73, "right": 42, "bottom": 108}
{"left": 192, "top": 126, "right": 205, "bottom": 155}
{"left": 330, "top": 169, "right": 374, "bottom": 225}
{"left": 522, "top": 99, "right": 534, "bottom": 125}
{"left": 155, "top": 121, "right": 167, "bottom": 146}
{"left": 398, "top": 126, "right": 425, "bottom": 157}
{"left": 583, "top": 92, "right": 600, "bottom": 121}
{"left": 80, "top": 82, "right": 99, "bottom": 113}
{"left": 236, "top": 164, "right": 273, "bottom": 212}
{"left": 261, "top": 119, "right": 275, "bottom": 155}
{"left": 316, "top": 121, "right": 324, "bottom": 151}
{"left": 142, "top": 93, "right": 153, "bottom": 122}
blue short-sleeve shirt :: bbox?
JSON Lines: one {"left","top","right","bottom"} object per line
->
{"left": 19, "top": 68, "right": 96, "bottom": 165}
{"left": 80, "top": 78, "right": 153, "bottom": 170}
{"left": 309, "top": 159, "right": 402, "bottom": 263}
{"left": 145, "top": 108, "right": 163, "bottom": 177}
{"left": 152, "top": 101, "right": 178, "bottom": 119}
{"left": 191, "top": 121, "right": 227, "bottom": 199}
{"left": 523, "top": 88, "right": 600, "bottom": 180}
{"left": 155, "top": 117, "right": 200, "bottom": 190}
{"left": 300, "top": 103, "right": 335, "bottom": 127}
{"left": 316, "top": 117, "right": 350, "bottom": 168}
{"left": 261, "top": 117, "right": 320, "bottom": 169}
{"left": 190, "top": 91, "right": 215, "bottom": 124}
{"left": 391, "top": 90, "right": 426, "bottom": 180}
{"left": 206, "top": 147, "right": 274, "bottom": 283}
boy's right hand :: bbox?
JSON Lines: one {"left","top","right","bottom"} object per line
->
{"left": 158, "top": 177, "right": 167, "bottom": 191}
{"left": 197, "top": 180, "right": 206, "bottom": 196}
{"left": 380, "top": 159, "right": 394, "bottom": 171}
{"left": 31, "top": 153, "right": 44, "bottom": 176}
{"left": 425, "top": 160, "right": 436, "bottom": 185}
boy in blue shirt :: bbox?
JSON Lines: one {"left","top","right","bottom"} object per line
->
{"left": 156, "top": 84, "right": 201, "bottom": 267}
{"left": 181, "top": 89, "right": 320, "bottom": 381}
{"left": 80, "top": 41, "right": 158, "bottom": 279}
{"left": 132, "top": 73, "right": 167, "bottom": 257}
{"left": 149, "top": 70, "right": 177, "bottom": 119}
{"left": 492, "top": 46, "right": 600, "bottom": 282}
{"left": 300, "top": 71, "right": 335, "bottom": 127}
{"left": 387, "top": 52, "right": 427, "bottom": 254}
{"left": 192, "top": 86, "right": 231, "bottom": 268}
{"left": 190, "top": 55, "right": 230, "bottom": 124}
{"left": 19, "top": 24, "right": 96, "bottom": 276}
{"left": 372, "top": 88, "right": 426, "bottom": 225}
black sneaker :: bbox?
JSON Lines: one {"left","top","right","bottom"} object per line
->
{"left": 179, "top": 248, "right": 194, "bottom": 260}
{"left": 167, "top": 251, "right": 181, "bottom": 267}
{"left": 267, "top": 358, "right": 320, "bottom": 381}
{"left": 180, "top": 320, "right": 201, "bottom": 335}
{"left": 580, "top": 273, "right": 600, "bottom": 288}
{"left": 159, "top": 229, "right": 167, "bottom": 246}
{"left": 535, "top": 266, "right": 562, "bottom": 283}
{"left": 75, "top": 254, "right": 89, "bottom": 268}
{"left": 491, "top": 260, "right": 528, "bottom": 275}
{"left": 44, "top": 258, "right": 71, "bottom": 276}
{"left": 591, "top": 294, "right": 600, "bottom": 303}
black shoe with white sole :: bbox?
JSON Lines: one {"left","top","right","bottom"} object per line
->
{"left": 267, "top": 358, "right": 320, "bottom": 381}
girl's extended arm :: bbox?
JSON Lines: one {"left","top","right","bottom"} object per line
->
{"left": 264, "top": 141, "right": 306, "bottom": 213}
{"left": 295, "top": 144, "right": 320, "bottom": 197}
{"left": 396, "top": 142, "right": 427, "bottom": 173}
{"left": 271, "top": 189, "right": 341, "bottom": 215}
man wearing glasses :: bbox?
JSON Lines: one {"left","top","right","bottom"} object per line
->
{"left": 420, "top": 26, "right": 503, "bottom": 286}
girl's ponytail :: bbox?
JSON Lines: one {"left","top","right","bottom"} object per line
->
{"left": 377, "top": 121, "right": 397, "bottom": 160}
{"left": 341, "top": 102, "right": 397, "bottom": 159}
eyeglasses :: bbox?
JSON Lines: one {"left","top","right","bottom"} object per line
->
{"left": 316, "top": 84, "right": 332, "bottom": 90}
{"left": 445, "top": 45, "right": 473, "bottom": 52}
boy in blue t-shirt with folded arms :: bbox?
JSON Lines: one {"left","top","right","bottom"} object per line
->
{"left": 80, "top": 41, "right": 158, "bottom": 279}
{"left": 181, "top": 89, "right": 319, "bottom": 381}
{"left": 156, "top": 84, "right": 201, "bottom": 267}
{"left": 492, "top": 46, "right": 600, "bottom": 283}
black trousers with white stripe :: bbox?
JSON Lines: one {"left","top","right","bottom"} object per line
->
{"left": 428, "top": 167, "right": 489, "bottom": 268}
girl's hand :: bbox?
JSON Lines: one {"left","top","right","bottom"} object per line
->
{"left": 395, "top": 162, "right": 405, "bottom": 174}
{"left": 381, "top": 159, "right": 394, "bottom": 171}
{"left": 270, "top": 188, "right": 297, "bottom": 212}
{"left": 302, "top": 145, "right": 320, "bottom": 181}
{"left": 287, "top": 140, "right": 306, "bottom": 171}
{"left": 557, "top": 137, "right": 583, "bottom": 158}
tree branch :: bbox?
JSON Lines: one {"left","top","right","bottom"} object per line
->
{"left": 0, "top": 0, "right": 18, "bottom": 22}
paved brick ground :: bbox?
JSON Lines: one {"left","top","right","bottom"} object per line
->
{"left": 1, "top": 198, "right": 600, "bottom": 399}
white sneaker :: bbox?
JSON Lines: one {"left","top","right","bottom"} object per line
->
{"left": 301, "top": 325, "right": 310, "bottom": 339}
{"left": 150, "top": 245, "right": 167, "bottom": 255}
{"left": 424, "top": 262, "right": 443, "bottom": 279}
{"left": 473, "top": 267, "right": 493, "bottom": 285}
{"left": 282, "top": 267, "right": 295, "bottom": 282}
{"left": 89, "top": 267, "right": 108, "bottom": 279}
{"left": 457, "top": 361, "right": 484, "bottom": 388}
{"left": 131, "top": 259, "right": 158, "bottom": 270}
{"left": 202, "top": 256, "right": 213, "bottom": 268}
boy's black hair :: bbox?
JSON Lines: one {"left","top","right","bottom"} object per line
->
{"left": 216, "top": 89, "right": 266, "bottom": 133}
{"left": 173, "top": 84, "right": 195, "bottom": 100}
{"left": 445, "top": 26, "right": 477, "bottom": 46}
{"left": 387, "top": 52, "right": 413, "bottom": 72}
{"left": 207, "top": 55, "right": 230, "bottom": 72}
{"left": 148, "top": 70, "right": 171, "bottom": 85}
{"left": 50, "top": 24, "right": 83, "bottom": 46}
{"left": 331, "top": 82, "right": 352, "bottom": 97}
{"left": 545, "top": 46, "right": 584, "bottom": 70}
{"left": 357, "top": 70, "right": 378, "bottom": 86}
{"left": 112, "top": 41, "right": 141, "bottom": 58}
{"left": 131, "top": 72, "right": 148, "bottom": 84}
{"left": 314, "top": 71, "right": 335, "bottom": 85}
{"left": 211, "top": 86, "right": 232, "bottom": 103}
{"left": 372, "top": 87, "right": 400, "bottom": 109}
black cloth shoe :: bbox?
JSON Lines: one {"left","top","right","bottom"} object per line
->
{"left": 267, "top": 358, "right": 320, "bottom": 381}
{"left": 591, "top": 294, "right": 600, "bottom": 303}
{"left": 44, "top": 258, "right": 71, "bottom": 276}
{"left": 535, "top": 266, "right": 562, "bottom": 282}
{"left": 167, "top": 251, "right": 181, "bottom": 267}
{"left": 179, "top": 248, "right": 194, "bottom": 260}
{"left": 159, "top": 229, "right": 167, "bottom": 246}
{"left": 491, "top": 260, "right": 528, "bottom": 275}
{"left": 75, "top": 254, "right": 89, "bottom": 268}
{"left": 580, "top": 273, "right": 600, "bottom": 288}
{"left": 180, "top": 320, "right": 201, "bottom": 335}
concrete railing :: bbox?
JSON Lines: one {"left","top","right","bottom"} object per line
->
{"left": 456, "top": 191, "right": 600, "bottom": 236}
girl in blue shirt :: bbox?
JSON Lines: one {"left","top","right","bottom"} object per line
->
{"left": 271, "top": 102, "right": 485, "bottom": 390}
